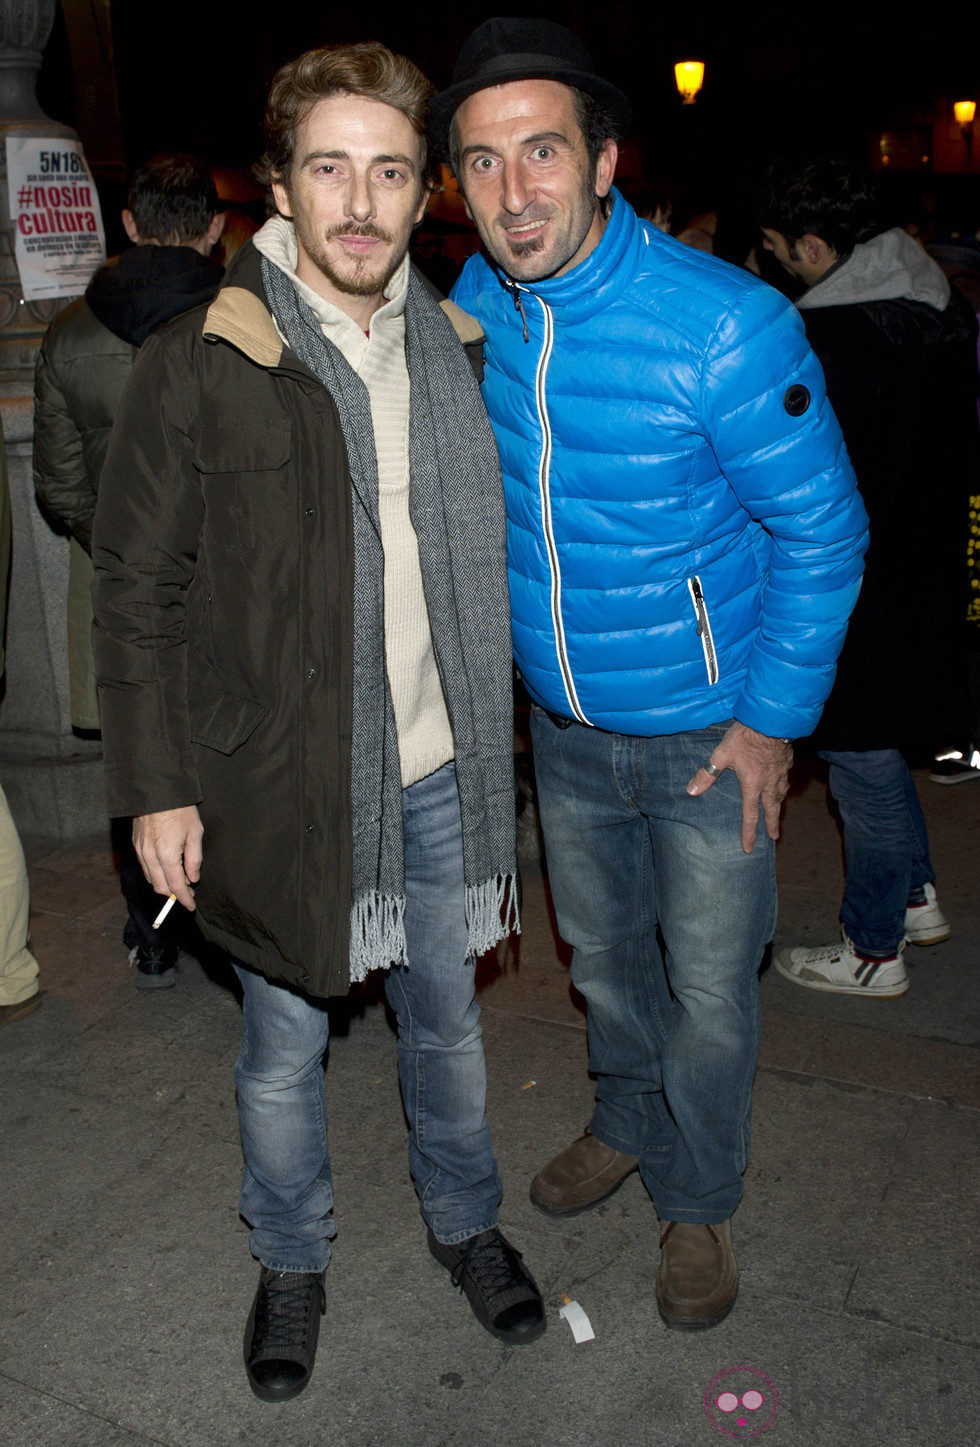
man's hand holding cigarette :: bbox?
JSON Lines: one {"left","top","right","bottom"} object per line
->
{"left": 133, "top": 806, "right": 203, "bottom": 912}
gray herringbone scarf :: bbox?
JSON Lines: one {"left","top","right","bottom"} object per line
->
{"left": 262, "top": 257, "right": 518, "bottom": 980}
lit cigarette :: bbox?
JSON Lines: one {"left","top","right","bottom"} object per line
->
{"left": 152, "top": 894, "right": 177, "bottom": 929}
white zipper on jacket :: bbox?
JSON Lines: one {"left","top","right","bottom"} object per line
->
{"left": 687, "top": 575, "right": 720, "bottom": 685}
{"left": 519, "top": 288, "right": 591, "bottom": 726}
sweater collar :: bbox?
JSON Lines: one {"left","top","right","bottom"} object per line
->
{"left": 253, "top": 214, "right": 409, "bottom": 343}
{"left": 202, "top": 218, "right": 412, "bottom": 369}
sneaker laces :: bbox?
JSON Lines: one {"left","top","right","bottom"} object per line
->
{"left": 253, "top": 1272, "right": 324, "bottom": 1353}
{"left": 450, "top": 1231, "right": 523, "bottom": 1296}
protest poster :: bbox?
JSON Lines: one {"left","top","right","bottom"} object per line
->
{"left": 6, "top": 136, "right": 106, "bottom": 301}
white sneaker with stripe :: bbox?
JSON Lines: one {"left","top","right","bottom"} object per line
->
{"left": 775, "top": 934, "right": 909, "bottom": 998}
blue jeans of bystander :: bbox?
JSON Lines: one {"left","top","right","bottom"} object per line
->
{"left": 819, "top": 748, "right": 935, "bottom": 958}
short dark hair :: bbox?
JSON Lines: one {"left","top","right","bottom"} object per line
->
{"left": 758, "top": 156, "right": 879, "bottom": 257}
{"left": 255, "top": 42, "right": 436, "bottom": 194}
{"left": 446, "top": 82, "right": 621, "bottom": 180}
{"left": 571, "top": 87, "right": 621, "bottom": 177}
{"left": 127, "top": 154, "right": 219, "bottom": 244}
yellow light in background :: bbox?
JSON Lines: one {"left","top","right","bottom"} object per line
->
{"left": 954, "top": 99, "right": 976, "bottom": 156}
{"left": 674, "top": 60, "right": 705, "bottom": 105}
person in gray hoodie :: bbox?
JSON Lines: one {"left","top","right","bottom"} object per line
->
{"left": 759, "top": 157, "right": 980, "bottom": 998}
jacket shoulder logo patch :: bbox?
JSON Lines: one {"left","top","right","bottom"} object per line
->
{"left": 783, "top": 384, "right": 811, "bottom": 417}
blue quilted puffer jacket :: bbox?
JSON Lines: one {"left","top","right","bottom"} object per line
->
{"left": 452, "top": 192, "right": 869, "bottom": 739}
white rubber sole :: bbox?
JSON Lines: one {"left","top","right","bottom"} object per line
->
{"left": 905, "top": 925, "right": 951, "bottom": 946}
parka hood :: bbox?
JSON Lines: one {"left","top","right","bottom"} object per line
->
{"left": 798, "top": 227, "right": 950, "bottom": 313}
{"left": 85, "top": 244, "right": 223, "bottom": 347}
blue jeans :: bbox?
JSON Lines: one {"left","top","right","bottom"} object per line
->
{"left": 233, "top": 762, "right": 502, "bottom": 1272}
{"left": 530, "top": 710, "right": 776, "bottom": 1223}
{"left": 819, "top": 748, "right": 935, "bottom": 958}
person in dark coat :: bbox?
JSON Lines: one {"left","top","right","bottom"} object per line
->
{"left": 760, "top": 156, "right": 980, "bottom": 998}
{"left": 91, "top": 43, "right": 545, "bottom": 1404}
{"left": 33, "top": 153, "right": 225, "bottom": 987}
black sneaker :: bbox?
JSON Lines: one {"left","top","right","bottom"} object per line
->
{"left": 129, "top": 944, "right": 178, "bottom": 990}
{"left": 244, "top": 1266, "right": 326, "bottom": 1403}
{"left": 427, "top": 1226, "right": 546, "bottom": 1344}
{"left": 930, "top": 747, "right": 980, "bottom": 785}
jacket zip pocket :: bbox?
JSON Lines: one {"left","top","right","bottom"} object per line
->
{"left": 687, "top": 575, "right": 720, "bottom": 685}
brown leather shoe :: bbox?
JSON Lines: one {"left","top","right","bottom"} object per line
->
{"left": 530, "top": 1131, "right": 639, "bottom": 1216}
{"left": 656, "top": 1218, "right": 739, "bottom": 1330}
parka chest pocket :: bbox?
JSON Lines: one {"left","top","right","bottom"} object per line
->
{"left": 192, "top": 416, "right": 293, "bottom": 552}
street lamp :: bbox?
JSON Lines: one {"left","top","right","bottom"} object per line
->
{"left": 953, "top": 99, "right": 976, "bottom": 155}
{"left": 674, "top": 61, "right": 705, "bottom": 105}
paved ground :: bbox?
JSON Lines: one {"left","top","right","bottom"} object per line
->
{"left": 1, "top": 763, "right": 977, "bottom": 1446}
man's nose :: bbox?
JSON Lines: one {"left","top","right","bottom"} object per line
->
{"left": 500, "top": 162, "right": 533, "bottom": 216}
{"left": 346, "top": 172, "right": 375, "bottom": 222}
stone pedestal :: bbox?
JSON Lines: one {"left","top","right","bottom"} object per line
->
{"left": 0, "top": 0, "right": 106, "bottom": 840}
{"left": 0, "top": 392, "right": 104, "bottom": 838}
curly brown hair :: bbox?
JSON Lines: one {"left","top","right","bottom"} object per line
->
{"left": 255, "top": 41, "right": 436, "bottom": 195}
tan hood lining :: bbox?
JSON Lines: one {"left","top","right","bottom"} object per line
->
{"left": 202, "top": 286, "right": 283, "bottom": 368}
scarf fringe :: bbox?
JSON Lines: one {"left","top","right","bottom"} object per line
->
{"left": 349, "top": 874, "right": 520, "bottom": 982}
{"left": 349, "top": 890, "right": 407, "bottom": 984}
{"left": 465, "top": 872, "right": 521, "bottom": 958}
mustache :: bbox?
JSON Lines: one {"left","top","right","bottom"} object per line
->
{"left": 325, "top": 222, "right": 393, "bottom": 243}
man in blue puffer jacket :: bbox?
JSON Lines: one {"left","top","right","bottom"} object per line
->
{"left": 432, "top": 18, "right": 868, "bottom": 1331}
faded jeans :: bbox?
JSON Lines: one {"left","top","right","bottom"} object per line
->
{"left": 530, "top": 710, "right": 776, "bottom": 1223}
{"left": 233, "top": 762, "right": 502, "bottom": 1272}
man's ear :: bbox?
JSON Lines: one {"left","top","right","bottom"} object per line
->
{"left": 205, "top": 212, "right": 226, "bottom": 250}
{"left": 271, "top": 176, "right": 292, "bottom": 220}
{"left": 799, "top": 233, "right": 835, "bottom": 267}
{"left": 121, "top": 209, "right": 141, "bottom": 245}
{"left": 595, "top": 139, "right": 618, "bottom": 199}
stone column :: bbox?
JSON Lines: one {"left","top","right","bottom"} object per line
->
{"left": 0, "top": 0, "right": 105, "bottom": 839}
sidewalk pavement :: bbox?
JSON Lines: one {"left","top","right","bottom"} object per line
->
{"left": 1, "top": 765, "right": 977, "bottom": 1446}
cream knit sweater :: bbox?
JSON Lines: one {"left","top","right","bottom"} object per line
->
{"left": 254, "top": 217, "right": 454, "bottom": 786}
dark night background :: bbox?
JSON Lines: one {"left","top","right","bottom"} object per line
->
{"left": 35, "top": 1, "right": 980, "bottom": 265}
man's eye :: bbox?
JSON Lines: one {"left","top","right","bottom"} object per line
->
{"left": 473, "top": 157, "right": 495, "bottom": 172}
{"left": 533, "top": 148, "right": 553, "bottom": 161}
{"left": 315, "top": 165, "right": 336, "bottom": 176}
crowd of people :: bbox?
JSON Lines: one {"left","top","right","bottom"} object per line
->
{"left": 0, "top": 13, "right": 977, "bottom": 1407}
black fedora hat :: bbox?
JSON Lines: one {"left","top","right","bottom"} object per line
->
{"left": 430, "top": 17, "right": 631, "bottom": 151}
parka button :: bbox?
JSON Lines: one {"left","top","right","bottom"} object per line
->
{"left": 305, "top": 506, "right": 315, "bottom": 517}
{"left": 305, "top": 823, "right": 314, "bottom": 833}
{"left": 307, "top": 667, "right": 316, "bottom": 679}
{"left": 301, "top": 971, "right": 311, "bottom": 983}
